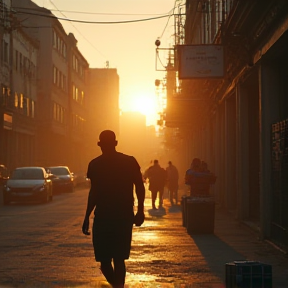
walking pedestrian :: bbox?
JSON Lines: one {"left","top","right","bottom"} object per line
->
{"left": 82, "top": 130, "right": 145, "bottom": 288}
{"left": 166, "top": 161, "right": 179, "bottom": 205}
{"left": 185, "top": 158, "right": 216, "bottom": 196}
{"left": 143, "top": 159, "right": 167, "bottom": 210}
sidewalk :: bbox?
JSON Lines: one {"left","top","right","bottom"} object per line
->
{"left": 125, "top": 194, "right": 288, "bottom": 288}
{"left": 208, "top": 206, "right": 288, "bottom": 287}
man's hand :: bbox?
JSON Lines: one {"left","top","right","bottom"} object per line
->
{"left": 82, "top": 217, "right": 91, "bottom": 235}
{"left": 134, "top": 210, "right": 145, "bottom": 226}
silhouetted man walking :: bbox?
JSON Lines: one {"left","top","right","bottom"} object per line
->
{"left": 166, "top": 161, "right": 179, "bottom": 205}
{"left": 143, "top": 160, "right": 166, "bottom": 209}
{"left": 82, "top": 130, "right": 145, "bottom": 288}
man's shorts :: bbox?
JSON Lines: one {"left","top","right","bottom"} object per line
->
{"left": 92, "top": 215, "right": 134, "bottom": 262}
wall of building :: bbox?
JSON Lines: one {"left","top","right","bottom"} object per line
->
{"left": 171, "top": 0, "right": 288, "bottom": 250}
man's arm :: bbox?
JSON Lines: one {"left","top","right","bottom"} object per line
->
{"left": 133, "top": 159, "right": 145, "bottom": 226}
{"left": 82, "top": 188, "right": 97, "bottom": 235}
{"left": 135, "top": 178, "right": 145, "bottom": 211}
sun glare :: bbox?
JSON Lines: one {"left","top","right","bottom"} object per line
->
{"left": 121, "top": 91, "right": 160, "bottom": 126}
{"left": 131, "top": 94, "right": 157, "bottom": 117}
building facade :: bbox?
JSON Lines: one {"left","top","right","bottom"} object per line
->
{"left": 0, "top": 0, "right": 121, "bottom": 176}
{"left": 166, "top": 0, "right": 288, "bottom": 251}
{"left": 12, "top": 0, "right": 90, "bottom": 174}
{"left": 0, "top": 0, "right": 39, "bottom": 170}
{"left": 66, "top": 33, "right": 89, "bottom": 174}
{"left": 0, "top": 0, "right": 12, "bottom": 168}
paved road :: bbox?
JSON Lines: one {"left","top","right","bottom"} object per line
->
{"left": 0, "top": 187, "right": 224, "bottom": 288}
{"left": 0, "top": 187, "right": 288, "bottom": 288}
{"left": 0, "top": 188, "right": 102, "bottom": 287}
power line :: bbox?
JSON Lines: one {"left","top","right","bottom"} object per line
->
{"left": 160, "top": 2, "right": 185, "bottom": 39}
{"left": 47, "top": 0, "right": 107, "bottom": 60}
{"left": 13, "top": 9, "right": 171, "bottom": 24}
{"left": 14, "top": 6, "right": 169, "bottom": 17}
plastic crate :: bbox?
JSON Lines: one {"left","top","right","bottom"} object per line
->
{"left": 225, "top": 261, "right": 272, "bottom": 288}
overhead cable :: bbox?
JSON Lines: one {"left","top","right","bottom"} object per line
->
{"left": 13, "top": 9, "right": 171, "bottom": 24}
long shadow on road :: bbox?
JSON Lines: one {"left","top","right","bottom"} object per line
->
{"left": 190, "top": 233, "right": 246, "bottom": 283}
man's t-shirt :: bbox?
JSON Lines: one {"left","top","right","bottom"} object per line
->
{"left": 87, "top": 152, "right": 144, "bottom": 218}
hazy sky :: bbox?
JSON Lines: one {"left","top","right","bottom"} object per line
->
{"left": 32, "top": 0, "right": 179, "bottom": 125}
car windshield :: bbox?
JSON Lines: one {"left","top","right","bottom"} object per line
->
{"left": 11, "top": 169, "right": 44, "bottom": 180}
{"left": 48, "top": 167, "right": 69, "bottom": 176}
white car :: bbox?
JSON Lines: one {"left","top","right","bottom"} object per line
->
{"left": 3, "top": 167, "right": 53, "bottom": 205}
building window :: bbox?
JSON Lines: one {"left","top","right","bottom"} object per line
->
{"left": 60, "top": 40, "right": 62, "bottom": 54}
{"left": 63, "top": 43, "right": 66, "bottom": 58}
{"left": 56, "top": 104, "right": 60, "bottom": 121}
{"left": 31, "top": 100, "right": 35, "bottom": 118}
{"left": 23, "top": 96, "right": 27, "bottom": 115}
{"left": 72, "top": 84, "right": 75, "bottom": 99}
{"left": 53, "top": 66, "right": 57, "bottom": 84}
{"left": 72, "top": 55, "right": 75, "bottom": 70}
{"left": 57, "top": 36, "right": 60, "bottom": 51}
{"left": 60, "top": 107, "right": 64, "bottom": 123}
{"left": 20, "top": 94, "right": 24, "bottom": 109}
{"left": 57, "top": 70, "right": 60, "bottom": 86}
{"left": 75, "top": 87, "right": 78, "bottom": 101}
{"left": 14, "top": 92, "right": 18, "bottom": 107}
{"left": 2, "top": 40, "right": 9, "bottom": 64}
{"left": 81, "top": 91, "right": 84, "bottom": 105}
{"left": 26, "top": 98, "right": 30, "bottom": 116}
{"left": 53, "top": 30, "right": 57, "bottom": 48}
{"left": 75, "top": 58, "right": 78, "bottom": 72}
{"left": 20, "top": 53, "right": 23, "bottom": 74}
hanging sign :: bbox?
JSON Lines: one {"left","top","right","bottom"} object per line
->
{"left": 178, "top": 45, "right": 224, "bottom": 79}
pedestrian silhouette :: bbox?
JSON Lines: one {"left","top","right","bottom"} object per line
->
{"left": 143, "top": 159, "right": 167, "bottom": 210}
{"left": 82, "top": 130, "right": 145, "bottom": 288}
{"left": 166, "top": 161, "right": 179, "bottom": 205}
{"left": 185, "top": 158, "right": 216, "bottom": 196}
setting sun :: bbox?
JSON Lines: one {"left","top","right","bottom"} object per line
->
{"left": 121, "top": 91, "right": 159, "bottom": 126}
{"left": 131, "top": 94, "right": 157, "bottom": 116}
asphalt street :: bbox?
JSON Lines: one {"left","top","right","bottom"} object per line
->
{"left": 0, "top": 186, "right": 287, "bottom": 287}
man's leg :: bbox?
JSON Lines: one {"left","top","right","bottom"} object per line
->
{"left": 159, "top": 188, "right": 164, "bottom": 208}
{"left": 100, "top": 260, "right": 115, "bottom": 285}
{"left": 151, "top": 190, "right": 157, "bottom": 209}
{"left": 113, "top": 258, "right": 126, "bottom": 288}
{"left": 169, "top": 187, "right": 174, "bottom": 205}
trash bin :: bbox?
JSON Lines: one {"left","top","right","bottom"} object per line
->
{"left": 186, "top": 196, "right": 215, "bottom": 234}
{"left": 225, "top": 260, "right": 272, "bottom": 288}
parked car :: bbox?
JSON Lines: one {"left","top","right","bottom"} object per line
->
{"left": 3, "top": 167, "right": 53, "bottom": 205}
{"left": 0, "top": 164, "right": 9, "bottom": 185}
{"left": 45, "top": 166, "right": 74, "bottom": 193}
{"left": 73, "top": 171, "right": 90, "bottom": 188}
